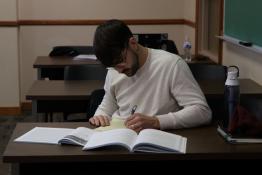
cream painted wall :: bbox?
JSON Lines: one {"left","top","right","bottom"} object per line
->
{"left": 184, "top": 0, "right": 196, "bottom": 22}
{"left": 0, "top": 0, "right": 17, "bottom": 20}
{"left": 19, "top": 0, "right": 183, "bottom": 19}
{"left": 0, "top": 28, "right": 20, "bottom": 107}
{"left": 0, "top": 0, "right": 20, "bottom": 107}
{"left": 223, "top": 43, "right": 262, "bottom": 85}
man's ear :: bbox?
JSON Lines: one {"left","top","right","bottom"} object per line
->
{"left": 129, "top": 37, "right": 138, "bottom": 51}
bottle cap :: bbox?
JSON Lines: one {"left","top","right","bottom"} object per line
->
{"left": 225, "top": 66, "right": 239, "bottom": 86}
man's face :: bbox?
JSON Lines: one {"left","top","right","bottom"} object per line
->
{"left": 113, "top": 48, "right": 139, "bottom": 77}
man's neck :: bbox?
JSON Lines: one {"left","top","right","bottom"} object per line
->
{"left": 137, "top": 45, "right": 148, "bottom": 68}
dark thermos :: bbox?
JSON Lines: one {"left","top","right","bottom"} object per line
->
{"left": 224, "top": 66, "right": 240, "bottom": 132}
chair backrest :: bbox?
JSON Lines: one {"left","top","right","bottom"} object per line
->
{"left": 87, "top": 89, "right": 105, "bottom": 118}
{"left": 160, "top": 39, "right": 179, "bottom": 55}
{"left": 49, "top": 46, "right": 94, "bottom": 57}
{"left": 64, "top": 65, "right": 107, "bottom": 80}
{"left": 188, "top": 64, "right": 227, "bottom": 81}
{"left": 188, "top": 64, "right": 227, "bottom": 121}
{"left": 133, "top": 33, "right": 179, "bottom": 54}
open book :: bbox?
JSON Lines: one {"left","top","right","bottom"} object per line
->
{"left": 14, "top": 127, "right": 187, "bottom": 153}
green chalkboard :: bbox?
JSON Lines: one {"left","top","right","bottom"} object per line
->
{"left": 225, "top": 0, "right": 262, "bottom": 47}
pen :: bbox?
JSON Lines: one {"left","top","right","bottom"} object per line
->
{"left": 131, "top": 105, "right": 137, "bottom": 115}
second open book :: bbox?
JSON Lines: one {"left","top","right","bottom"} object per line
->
{"left": 14, "top": 118, "right": 187, "bottom": 153}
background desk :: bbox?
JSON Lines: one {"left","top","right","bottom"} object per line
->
{"left": 26, "top": 79, "right": 262, "bottom": 121}
{"left": 26, "top": 80, "right": 104, "bottom": 121}
{"left": 3, "top": 122, "right": 262, "bottom": 175}
{"left": 34, "top": 56, "right": 215, "bottom": 80}
{"left": 34, "top": 56, "right": 100, "bottom": 80}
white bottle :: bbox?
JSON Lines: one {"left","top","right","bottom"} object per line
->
{"left": 183, "top": 36, "right": 192, "bottom": 61}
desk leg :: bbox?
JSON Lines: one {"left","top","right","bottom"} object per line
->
{"left": 31, "top": 100, "right": 38, "bottom": 121}
{"left": 32, "top": 100, "right": 48, "bottom": 122}
{"left": 37, "top": 68, "right": 42, "bottom": 80}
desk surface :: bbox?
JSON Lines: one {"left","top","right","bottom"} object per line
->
{"left": 34, "top": 55, "right": 215, "bottom": 69}
{"left": 199, "top": 79, "right": 262, "bottom": 97}
{"left": 26, "top": 80, "right": 104, "bottom": 100}
{"left": 3, "top": 122, "right": 262, "bottom": 163}
{"left": 26, "top": 79, "right": 262, "bottom": 101}
{"left": 34, "top": 56, "right": 100, "bottom": 68}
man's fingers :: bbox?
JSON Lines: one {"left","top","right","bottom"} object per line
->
{"left": 89, "top": 118, "right": 95, "bottom": 125}
{"left": 97, "top": 116, "right": 110, "bottom": 126}
{"left": 124, "top": 115, "right": 135, "bottom": 125}
{"left": 94, "top": 117, "right": 101, "bottom": 126}
{"left": 125, "top": 114, "right": 139, "bottom": 126}
{"left": 89, "top": 116, "right": 111, "bottom": 126}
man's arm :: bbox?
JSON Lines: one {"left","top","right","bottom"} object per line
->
{"left": 156, "top": 59, "right": 212, "bottom": 129}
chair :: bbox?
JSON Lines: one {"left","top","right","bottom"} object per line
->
{"left": 64, "top": 65, "right": 107, "bottom": 81}
{"left": 47, "top": 46, "right": 94, "bottom": 80}
{"left": 134, "top": 33, "right": 179, "bottom": 54}
{"left": 159, "top": 40, "right": 179, "bottom": 55}
{"left": 188, "top": 64, "right": 227, "bottom": 121}
{"left": 49, "top": 46, "right": 94, "bottom": 57}
{"left": 63, "top": 65, "right": 107, "bottom": 121}
{"left": 188, "top": 64, "right": 227, "bottom": 81}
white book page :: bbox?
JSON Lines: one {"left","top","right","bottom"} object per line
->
{"left": 14, "top": 127, "right": 74, "bottom": 144}
{"left": 60, "top": 127, "right": 96, "bottom": 146}
{"left": 83, "top": 128, "right": 137, "bottom": 151}
{"left": 132, "top": 129, "right": 187, "bottom": 153}
{"left": 73, "top": 54, "right": 97, "bottom": 60}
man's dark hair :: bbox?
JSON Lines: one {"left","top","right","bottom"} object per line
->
{"left": 93, "top": 19, "right": 133, "bottom": 67}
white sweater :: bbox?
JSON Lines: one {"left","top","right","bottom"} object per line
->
{"left": 94, "top": 48, "right": 212, "bottom": 129}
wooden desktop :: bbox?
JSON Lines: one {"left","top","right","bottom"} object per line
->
{"left": 26, "top": 79, "right": 262, "bottom": 118}
{"left": 34, "top": 56, "right": 100, "bottom": 79}
{"left": 3, "top": 122, "right": 262, "bottom": 175}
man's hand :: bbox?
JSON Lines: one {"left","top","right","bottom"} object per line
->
{"left": 124, "top": 113, "right": 160, "bottom": 133}
{"left": 89, "top": 115, "right": 111, "bottom": 127}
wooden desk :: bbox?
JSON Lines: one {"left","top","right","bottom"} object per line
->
{"left": 34, "top": 55, "right": 215, "bottom": 80}
{"left": 185, "top": 54, "right": 216, "bottom": 64}
{"left": 3, "top": 122, "right": 262, "bottom": 175}
{"left": 26, "top": 79, "right": 262, "bottom": 117}
{"left": 198, "top": 79, "right": 262, "bottom": 98}
{"left": 34, "top": 56, "right": 100, "bottom": 79}
{"left": 26, "top": 80, "right": 104, "bottom": 121}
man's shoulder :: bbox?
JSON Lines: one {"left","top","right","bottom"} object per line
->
{"left": 150, "top": 48, "right": 182, "bottom": 65}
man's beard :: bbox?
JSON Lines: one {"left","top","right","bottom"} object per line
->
{"left": 124, "top": 51, "right": 139, "bottom": 77}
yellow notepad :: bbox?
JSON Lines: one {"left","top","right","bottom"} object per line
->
{"left": 95, "top": 117, "right": 126, "bottom": 131}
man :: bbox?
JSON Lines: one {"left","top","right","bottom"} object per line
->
{"left": 89, "top": 19, "right": 211, "bottom": 132}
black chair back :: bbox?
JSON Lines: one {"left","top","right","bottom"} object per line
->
{"left": 64, "top": 65, "right": 107, "bottom": 80}
{"left": 49, "top": 46, "right": 94, "bottom": 57}
{"left": 188, "top": 64, "right": 227, "bottom": 121}
{"left": 189, "top": 64, "right": 227, "bottom": 81}
{"left": 63, "top": 65, "right": 107, "bottom": 121}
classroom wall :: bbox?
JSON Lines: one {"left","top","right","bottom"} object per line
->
{"left": 19, "top": 0, "right": 184, "bottom": 19}
{"left": 223, "top": 43, "right": 262, "bottom": 85}
{"left": 0, "top": 0, "right": 17, "bottom": 20}
{"left": 0, "top": 0, "right": 20, "bottom": 107}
